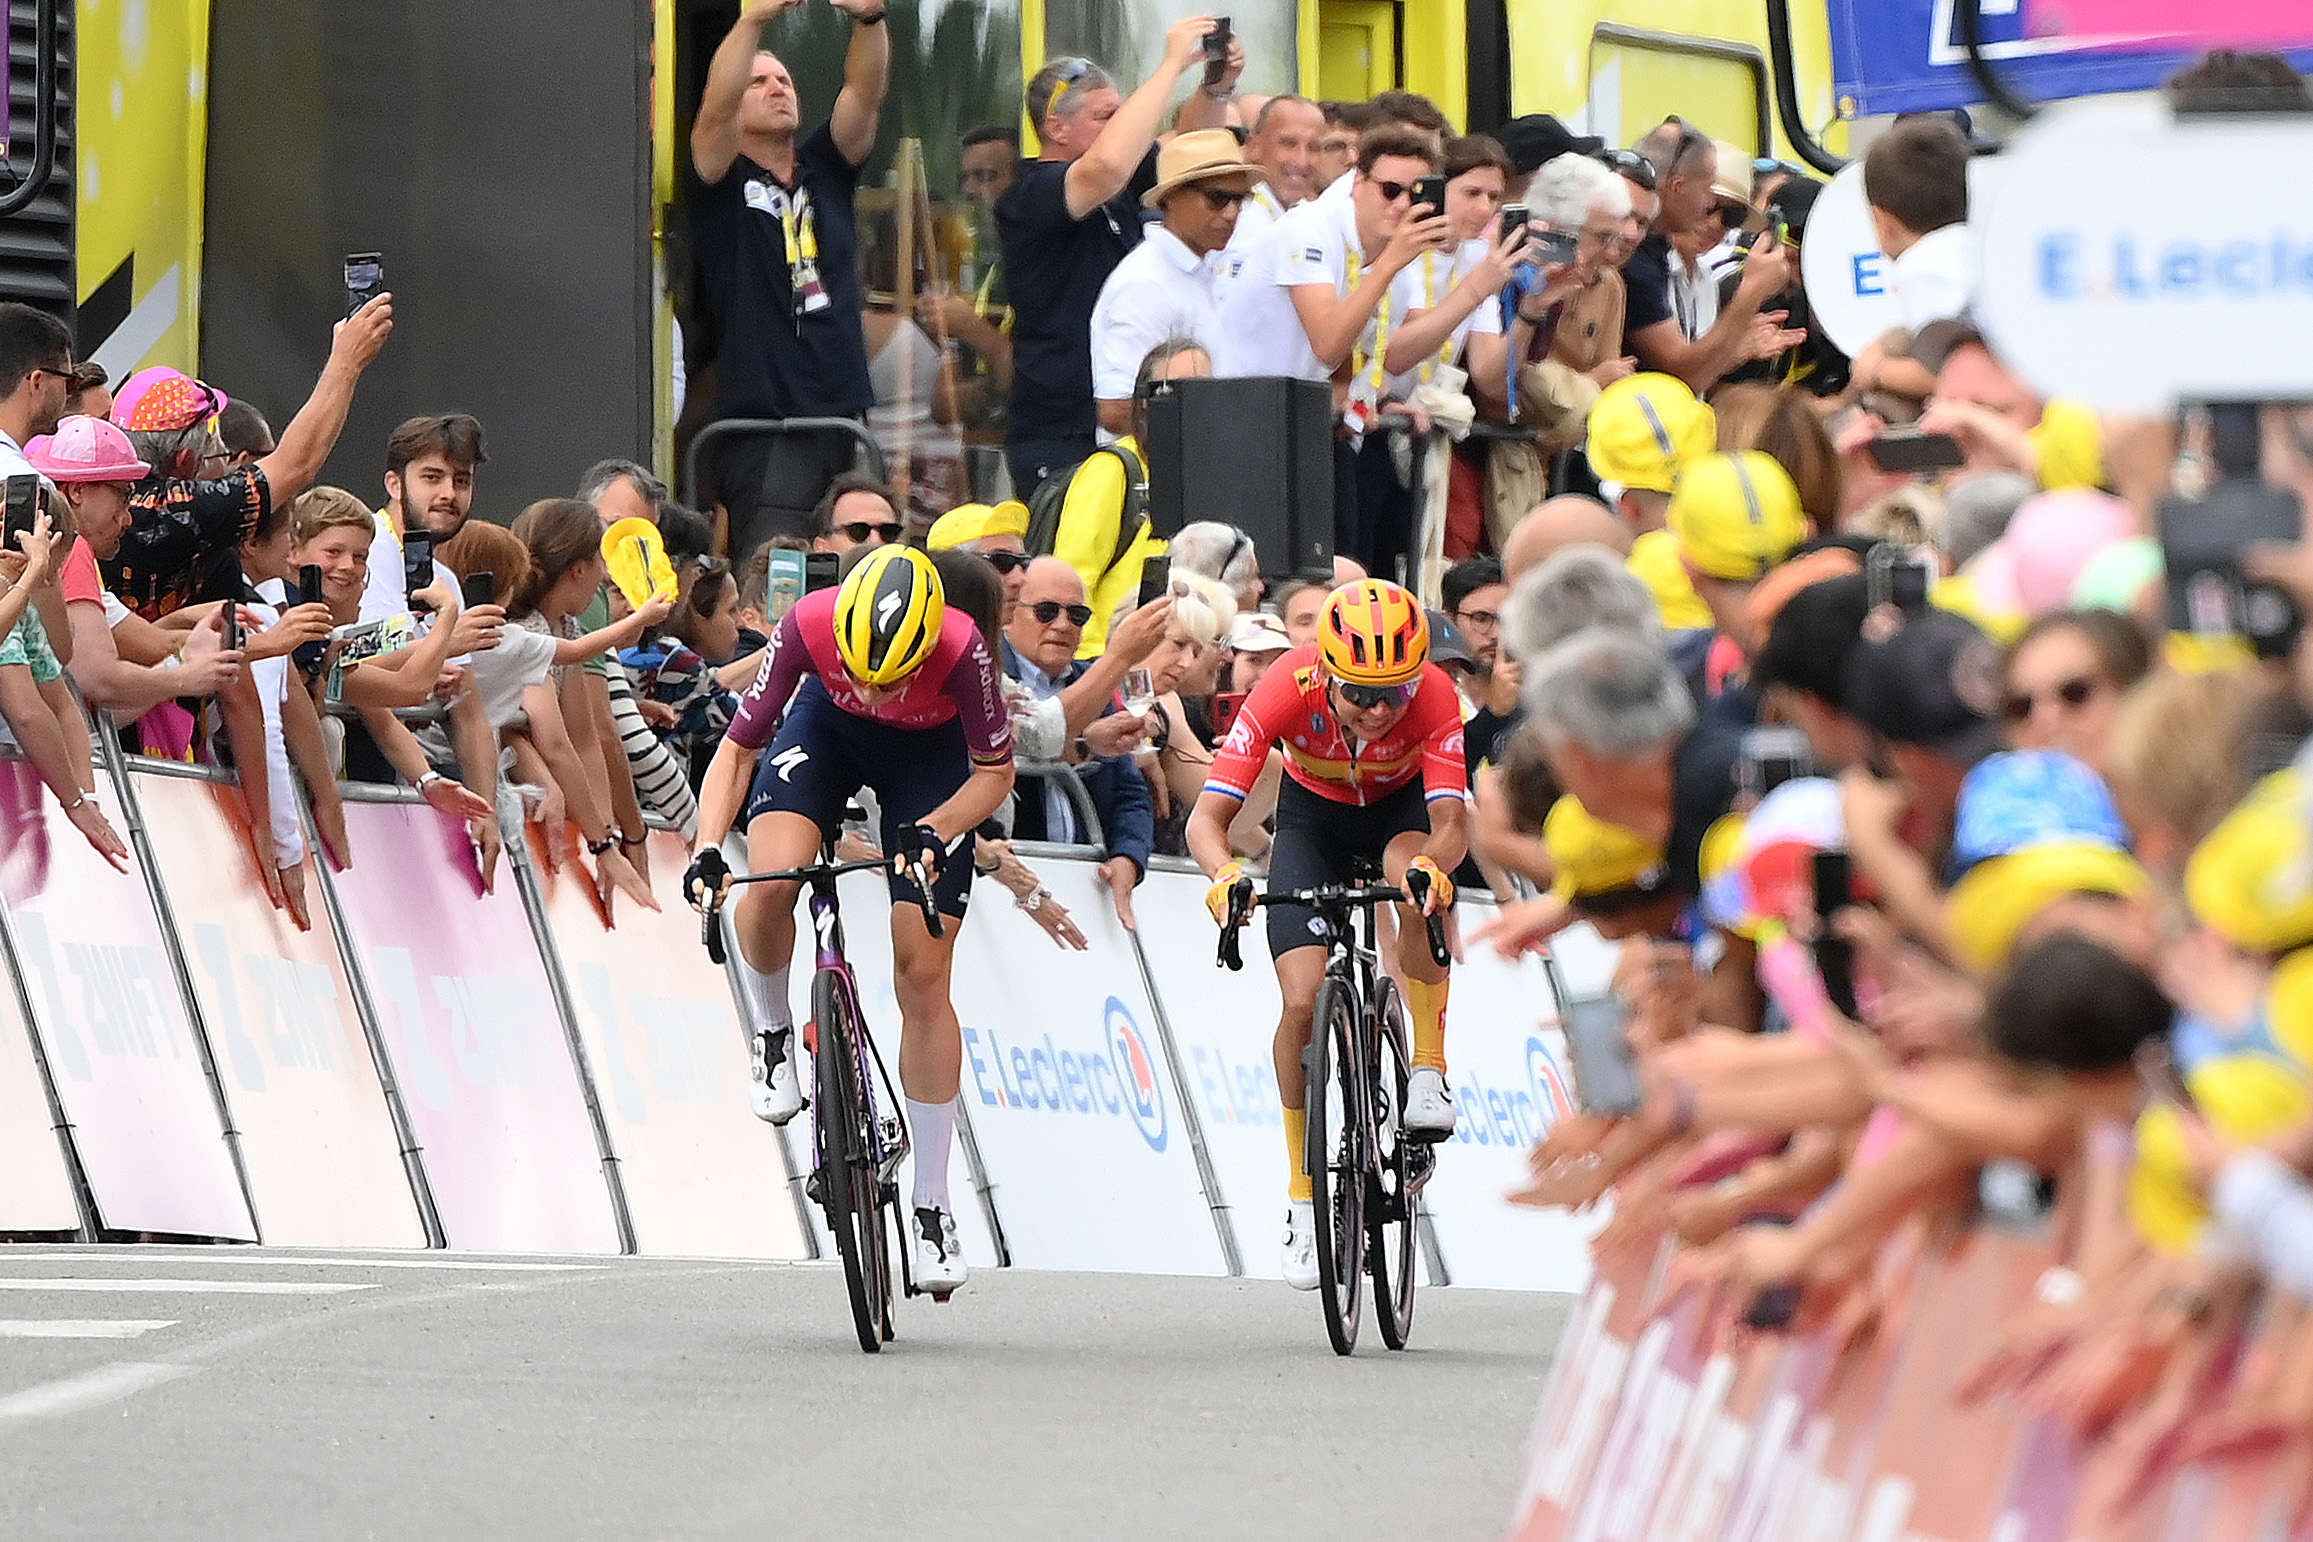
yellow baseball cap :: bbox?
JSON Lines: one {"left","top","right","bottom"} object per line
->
{"left": 1947, "top": 841, "right": 2152, "bottom": 976}
{"left": 2030, "top": 397, "right": 2105, "bottom": 493}
{"left": 2186, "top": 768, "right": 2313, "bottom": 955}
{"left": 601, "top": 517, "right": 677, "bottom": 609}
{"left": 1587, "top": 373, "right": 1716, "bottom": 494}
{"left": 1666, "top": 451, "right": 1809, "bottom": 582}
{"left": 1544, "top": 795, "right": 1669, "bottom": 903}
{"left": 1627, "top": 529, "right": 1716, "bottom": 630}
{"left": 2131, "top": 1053, "right": 2311, "bottom": 1255}
{"left": 926, "top": 500, "right": 1030, "bottom": 552}
{"left": 2267, "top": 947, "right": 2313, "bottom": 1067}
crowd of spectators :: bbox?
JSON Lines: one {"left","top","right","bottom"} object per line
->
{"left": 8, "top": 0, "right": 2313, "bottom": 1457}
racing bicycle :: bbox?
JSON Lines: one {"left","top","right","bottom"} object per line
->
{"left": 1219, "top": 865, "right": 1451, "bottom": 1356}
{"left": 703, "top": 844, "right": 946, "bottom": 1353}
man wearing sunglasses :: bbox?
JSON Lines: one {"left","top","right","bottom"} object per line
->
{"left": 1088, "top": 129, "right": 1256, "bottom": 441}
{"left": 1001, "top": 557, "right": 1155, "bottom": 930}
{"left": 999, "top": 18, "right": 1242, "bottom": 498}
{"left": 1190, "top": 580, "right": 1468, "bottom": 1290}
{"left": 1617, "top": 119, "right": 1798, "bottom": 397}
{"left": 806, "top": 471, "right": 904, "bottom": 555}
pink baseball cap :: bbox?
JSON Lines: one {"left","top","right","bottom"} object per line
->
{"left": 2002, "top": 488, "right": 2138, "bottom": 619}
{"left": 111, "top": 366, "right": 230, "bottom": 434}
{"left": 27, "top": 415, "right": 152, "bottom": 483}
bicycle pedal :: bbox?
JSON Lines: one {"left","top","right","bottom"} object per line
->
{"left": 804, "top": 1169, "right": 828, "bottom": 1206}
{"left": 1407, "top": 1146, "right": 1437, "bottom": 1195}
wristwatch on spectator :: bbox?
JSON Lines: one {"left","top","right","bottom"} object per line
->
{"left": 618, "top": 831, "right": 647, "bottom": 851}
{"left": 1071, "top": 736, "right": 1091, "bottom": 761}
{"left": 414, "top": 771, "right": 449, "bottom": 798}
{"left": 587, "top": 834, "right": 617, "bottom": 858}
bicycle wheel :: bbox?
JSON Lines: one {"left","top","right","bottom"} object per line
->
{"left": 1367, "top": 976, "right": 1418, "bottom": 1350}
{"left": 1306, "top": 976, "right": 1366, "bottom": 1356}
{"left": 813, "top": 970, "right": 890, "bottom": 1353}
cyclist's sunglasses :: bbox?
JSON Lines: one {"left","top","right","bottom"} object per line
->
{"left": 1030, "top": 600, "right": 1093, "bottom": 627}
{"left": 1335, "top": 680, "right": 1417, "bottom": 711}
{"left": 983, "top": 549, "right": 1030, "bottom": 574}
{"left": 836, "top": 519, "right": 902, "bottom": 544}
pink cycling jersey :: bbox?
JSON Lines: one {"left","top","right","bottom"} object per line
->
{"left": 726, "top": 586, "right": 1014, "bottom": 766}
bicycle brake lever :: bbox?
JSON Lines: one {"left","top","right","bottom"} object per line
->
{"left": 1424, "top": 910, "right": 1450, "bottom": 969}
{"left": 702, "top": 892, "right": 727, "bottom": 965}
{"left": 1218, "top": 922, "right": 1243, "bottom": 973}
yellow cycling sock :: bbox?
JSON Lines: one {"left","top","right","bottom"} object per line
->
{"left": 1405, "top": 975, "right": 1449, "bottom": 1074}
{"left": 1283, "top": 1106, "right": 1313, "bottom": 1203}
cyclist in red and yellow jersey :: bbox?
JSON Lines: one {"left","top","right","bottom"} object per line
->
{"left": 1187, "top": 579, "right": 1465, "bottom": 1289}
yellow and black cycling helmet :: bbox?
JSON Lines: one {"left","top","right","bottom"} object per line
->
{"left": 833, "top": 544, "right": 945, "bottom": 687}
{"left": 1318, "top": 579, "right": 1429, "bottom": 687}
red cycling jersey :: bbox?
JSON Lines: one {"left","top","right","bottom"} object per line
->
{"left": 1204, "top": 648, "right": 1466, "bottom": 808}
{"left": 727, "top": 586, "right": 1014, "bottom": 765}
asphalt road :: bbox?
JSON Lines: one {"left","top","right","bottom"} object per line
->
{"left": 0, "top": 1247, "right": 1569, "bottom": 1541}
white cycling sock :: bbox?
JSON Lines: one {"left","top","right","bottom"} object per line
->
{"left": 908, "top": 1098, "right": 958, "bottom": 1213}
{"left": 735, "top": 959, "right": 793, "bottom": 1038}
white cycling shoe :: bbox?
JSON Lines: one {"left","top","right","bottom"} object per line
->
{"left": 749, "top": 1029, "right": 804, "bottom": 1126}
{"left": 915, "top": 1207, "right": 967, "bottom": 1297}
{"left": 1403, "top": 1067, "right": 1458, "bottom": 1140}
{"left": 1281, "top": 1200, "right": 1320, "bottom": 1291}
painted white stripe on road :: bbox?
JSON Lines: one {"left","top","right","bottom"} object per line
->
{"left": 0, "top": 1279, "right": 376, "bottom": 1296}
{"left": 23, "top": 1254, "right": 589, "bottom": 1273}
{"left": 0, "top": 1361, "right": 193, "bottom": 1423}
{"left": 0, "top": 1320, "right": 176, "bottom": 1339}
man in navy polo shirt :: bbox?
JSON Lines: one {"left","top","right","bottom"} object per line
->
{"left": 690, "top": 0, "right": 891, "bottom": 559}
{"left": 998, "top": 16, "right": 1243, "bottom": 499}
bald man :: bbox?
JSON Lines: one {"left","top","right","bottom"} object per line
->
{"left": 1501, "top": 494, "right": 1632, "bottom": 581}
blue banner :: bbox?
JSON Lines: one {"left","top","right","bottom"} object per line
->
{"left": 1826, "top": 0, "right": 2313, "bottom": 118}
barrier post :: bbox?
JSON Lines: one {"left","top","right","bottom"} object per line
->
{"left": 306, "top": 789, "right": 449, "bottom": 1249}
{"left": 97, "top": 718, "right": 263, "bottom": 1240}
{"left": 503, "top": 798, "right": 640, "bottom": 1255}
{"left": 1126, "top": 909, "right": 1244, "bottom": 1276}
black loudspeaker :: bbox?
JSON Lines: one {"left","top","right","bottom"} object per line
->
{"left": 1143, "top": 376, "right": 1333, "bottom": 579}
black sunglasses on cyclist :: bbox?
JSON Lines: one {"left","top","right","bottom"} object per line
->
{"left": 1595, "top": 148, "right": 1657, "bottom": 192}
{"left": 1030, "top": 600, "right": 1093, "bottom": 627}
{"left": 1335, "top": 680, "right": 1416, "bottom": 711}
{"left": 837, "top": 520, "right": 902, "bottom": 544}
{"left": 983, "top": 549, "right": 1030, "bottom": 574}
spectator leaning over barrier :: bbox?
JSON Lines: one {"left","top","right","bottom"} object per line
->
{"left": 1086, "top": 130, "right": 1255, "bottom": 440}
{"left": 575, "top": 459, "right": 685, "bottom": 863}
{"left": 1617, "top": 119, "right": 1797, "bottom": 396}
{"left": 1039, "top": 338, "right": 1206, "bottom": 657}
{"left": 503, "top": 498, "right": 666, "bottom": 916}
{"left": 1001, "top": 556, "right": 1154, "bottom": 928}
{"left": 107, "top": 297, "right": 392, "bottom": 623}
{"left": 48, "top": 417, "right": 245, "bottom": 734}
{"left": 688, "top": 0, "right": 890, "bottom": 553}
{"left": 0, "top": 477, "right": 127, "bottom": 869}
{"left": 999, "top": 19, "right": 1242, "bottom": 497}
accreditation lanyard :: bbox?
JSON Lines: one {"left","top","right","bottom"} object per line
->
{"left": 1345, "top": 249, "right": 1391, "bottom": 399}
{"left": 1415, "top": 251, "right": 1463, "bottom": 383}
{"left": 774, "top": 183, "right": 830, "bottom": 321}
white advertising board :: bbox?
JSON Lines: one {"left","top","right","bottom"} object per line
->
{"left": 852, "top": 867, "right": 1227, "bottom": 1277}
{"left": 1975, "top": 97, "right": 2313, "bottom": 409}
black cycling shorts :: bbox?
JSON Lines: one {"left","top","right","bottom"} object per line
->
{"left": 743, "top": 678, "right": 978, "bottom": 919}
{"left": 1261, "top": 776, "right": 1433, "bottom": 957}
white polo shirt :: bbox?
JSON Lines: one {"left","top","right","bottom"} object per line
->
{"left": 1217, "top": 183, "right": 1291, "bottom": 283}
{"left": 1088, "top": 225, "right": 1228, "bottom": 408}
{"left": 1384, "top": 237, "right": 1504, "bottom": 397}
{"left": 1212, "top": 193, "right": 1383, "bottom": 385}
{"left": 1893, "top": 222, "right": 1973, "bottom": 331}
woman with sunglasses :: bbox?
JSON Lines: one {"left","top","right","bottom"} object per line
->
{"left": 686, "top": 544, "right": 1015, "bottom": 1300}
{"left": 1188, "top": 579, "right": 1468, "bottom": 1290}
{"left": 1999, "top": 609, "right": 2153, "bottom": 778}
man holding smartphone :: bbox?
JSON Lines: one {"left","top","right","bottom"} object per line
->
{"left": 689, "top": 0, "right": 890, "bottom": 557}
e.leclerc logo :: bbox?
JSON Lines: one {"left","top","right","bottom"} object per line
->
{"left": 963, "top": 996, "right": 1168, "bottom": 1153}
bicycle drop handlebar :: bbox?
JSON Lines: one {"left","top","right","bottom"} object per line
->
{"left": 697, "top": 854, "right": 944, "bottom": 965}
{"left": 1216, "top": 879, "right": 1452, "bottom": 973}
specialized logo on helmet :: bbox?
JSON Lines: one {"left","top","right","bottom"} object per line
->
{"left": 876, "top": 590, "right": 903, "bottom": 629}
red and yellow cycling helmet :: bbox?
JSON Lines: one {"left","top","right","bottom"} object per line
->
{"left": 1318, "top": 579, "right": 1429, "bottom": 687}
{"left": 834, "top": 545, "right": 945, "bottom": 687}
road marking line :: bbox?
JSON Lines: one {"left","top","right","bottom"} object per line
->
{"left": 0, "top": 1279, "right": 376, "bottom": 1296}
{"left": 0, "top": 1361, "right": 193, "bottom": 1423}
{"left": 23, "top": 1254, "right": 592, "bottom": 1272}
{"left": 0, "top": 1320, "right": 176, "bottom": 1339}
